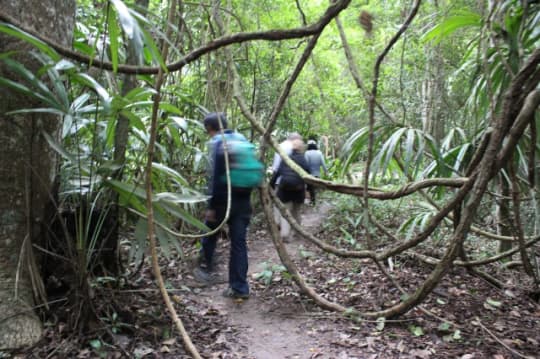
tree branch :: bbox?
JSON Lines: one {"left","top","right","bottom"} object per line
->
{"left": 0, "top": 0, "right": 351, "bottom": 74}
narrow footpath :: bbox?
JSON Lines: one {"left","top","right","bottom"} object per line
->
{"left": 193, "top": 202, "right": 349, "bottom": 359}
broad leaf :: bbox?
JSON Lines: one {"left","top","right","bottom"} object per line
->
{"left": 0, "top": 22, "right": 60, "bottom": 60}
{"left": 423, "top": 11, "right": 482, "bottom": 45}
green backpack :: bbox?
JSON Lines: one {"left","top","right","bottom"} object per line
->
{"left": 219, "top": 133, "right": 264, "bottom": 189}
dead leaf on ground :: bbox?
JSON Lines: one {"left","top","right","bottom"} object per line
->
{"left": 410, "top": 348, "right": 433, "bottom": 358}
{"left": 162, "top": 338, "right": 176, "bottom": 346}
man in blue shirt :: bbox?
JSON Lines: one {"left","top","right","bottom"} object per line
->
{"left": 194, "top": 112, "right": 251, "bottom": 299}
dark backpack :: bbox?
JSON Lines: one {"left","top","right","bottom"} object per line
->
{"left": 278, "top": 152, "right": 307, "bottom": 191}
{"left": 218, "top": 132, "right": 264, "bottom": 189}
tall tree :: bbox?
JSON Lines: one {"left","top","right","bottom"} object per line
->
{"left": 0, "top": 0, "right": 75, "bottom": 349}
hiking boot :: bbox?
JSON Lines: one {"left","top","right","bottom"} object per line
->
{"left": 222, "top": 287, "right": 249, "bottom": 300}
{"left": 193, "top": 266, "right": 226, "bottom": 285}
{"left": 193, "top": 266, "right": 213, "bottom": 284}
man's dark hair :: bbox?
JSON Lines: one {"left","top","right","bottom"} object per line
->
{"left": 204, "top": 112, "right": 228, "bottom": 131}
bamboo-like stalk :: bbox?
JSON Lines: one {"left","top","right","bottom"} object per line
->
{"left": 143, "top": 1, "right": 201, "bottom": 357}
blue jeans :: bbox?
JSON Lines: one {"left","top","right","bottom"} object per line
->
{"left": 201, "top": 194, "right": 251, "bottom": 295}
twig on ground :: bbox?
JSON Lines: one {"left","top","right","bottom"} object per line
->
{"left": 373, "top": 260, "right": 462, "bottom": 329}
{"left": 474, "top": 317, "right": 534, "bottom": 359}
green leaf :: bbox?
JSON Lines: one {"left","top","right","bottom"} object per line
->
{"left": 141, "top": 27, "right": 167, "bottom": 70}
{"left": 124, "top": 100, "right": 154, "bottom": 110}
{"left": 54, "top": 59, "right": 76, "bottom": 71}
{"left": 153, "top": 191, "right": 208, "bottom": 205}
{"left": 6, "top": 57, "right": 53, "bottom": 97}
{"left": 403, "top": 128, "right": 416, "bottom": 175}
{"left": 70, "top": 93, "right": 91, "bottom": 113}
{"left": 89, "top": 339, "right": 102, "bottom": 350}
{"left": 62, "top": 114, "right": 73, "bottom": 138}
{"left": 0, "top": 23, "right": 60, "bottom": 60}
{"left": 438, "top": 322, "right": 451, "bottom": 332}
{"left": 409, "top": 325, "right": 424, "bottom": 337}
{"left": 159, "top": 102, "right": 183, "bottom": 115}
{"left": 73, "top": 41, "right": 95, "bottom": 56}
{"left": 105, "top": 114, "right": 117, "bottom": 148}
{"left": 485, "top": 298, "right": 502, "bottom": 308}
{"left": 0, "top": 60, "right": 62, "bottom": 110}
{"left": 110, "top": 0, "right": 144, "bottom": 64}
{"left": 400, "top": 293, "right": 410, "bottom": 301}
{"left": 107, "top": 4, "right": 120, "bottom": 73}
{"left": 422, "top": 11, "right": 482, "bottom": 45}
{"left": 155, "top": 225, "right": 172, "bottom": 259}
{"left": 42, "top": 131, "right": 78, "bottom": 163}
{"left": 72, "top": 73, "right": 111, "bottom": 109}
{"left": 115, "top": 110, "right": 141, "bottom": 131}
{"left": 124, "top": 87, "right": 156, "bottom": 101}
{"left": 7, "top": 108, "right": 66, "bottom": 117}
{"left": 152, "top": 162, "right": 190, "bottom": 187}
{"left": 378, "top": 127, "right": 407, "bottom": 178}
{"left": 151, "top": 198, "right": 208, "bottom": 232}
{"left": 105, "top": 179, "right": 147, "bottom": 213}
{"left": 132, "top": 218, "right": 148, "bottom": 263}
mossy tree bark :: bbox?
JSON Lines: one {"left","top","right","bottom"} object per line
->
{"left": 0, "top": 0, "right": 75, "bottom": 350}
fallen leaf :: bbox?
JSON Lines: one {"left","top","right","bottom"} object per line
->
{"left": 215, "top": 334, "right": 227, "bottom": 345}
{"left": 485, "top": 298, "right": 502, "bottom": 308}
{"left": 504, "top": 290, "right": 516, "bottom": 298}
{"left": 410, "top": 348, "right": 433, "bottom": 358}
{"left": 409, "top": 325, "right": 424, "bottom": 337}
{"left": 133, "top": 345, "right": 153, "bottom": 357}
{"left": 376, "top": 317, "right": 385, "bottom": 331}
{"left": 365, "top": 336, "right": 376, "bottom": 350}
{"left": 449, "top": 287, "right": 467, "bottom": 296}
{"left": 162, "top": 338, "right": 176, "bottom": 346}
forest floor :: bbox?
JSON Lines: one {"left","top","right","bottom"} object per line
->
{"left": 17, "top": 199, "right": 540, "bottom": 358}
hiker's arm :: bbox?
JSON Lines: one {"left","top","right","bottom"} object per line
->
{"left": 209, "top": 146, "right": 225, "bottom": 209}
{"left": 269, "top": 162, "right": 281, "bottom": 189}
{"left": 321, "top": 152, "right": 327, "bottom": 173}
{"left": 300, "top": 156, "right": 310, "bottom": 173}
{"left": 271, "top": 152, "right": 281, "bottom": 173}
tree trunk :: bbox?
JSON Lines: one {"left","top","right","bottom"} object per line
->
{"left": 421, "top": 45, "right": 445, "bottom": 142}
{"left": 0, "top": 0, "right": 75, "bottom": 349}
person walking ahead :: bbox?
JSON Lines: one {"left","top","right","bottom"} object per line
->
{"left": 270, "top": 138, "right": 310, "bottom": 242}
{"left": 195, "top": 112, "right": 251, "bottom": 299}
{"left": 304, "top": 139, "right": 326, "bottom": 205}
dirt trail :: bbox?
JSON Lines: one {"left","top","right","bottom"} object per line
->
{"left": 195, "top": 203, "right": 343, "bottom": 359}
